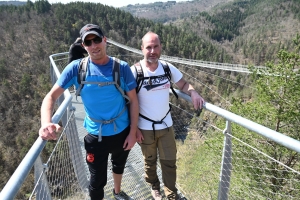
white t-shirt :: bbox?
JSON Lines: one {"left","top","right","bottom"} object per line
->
{"left": 131, "top": 61, "right": 183, "bottom": 130}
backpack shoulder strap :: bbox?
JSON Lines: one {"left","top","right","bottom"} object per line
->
{"left": 112, "top": 57, "right": 130, "bottom": 103}
{"left": 75, "top": 56, "right": 89, "bottom": 100}
{"left": 160, "top": 60, "right": 178, "bottom": 99}
{"left": 161, "top": 60, "right": 172, "bottom": 81}
{"left": 78, "top": 57, "right": 89, "bottom": 83}
{"left": 112, "top": 57, "right": 121, "bottom": 86}
{"left": 134, "top": 61, "right": 144, "bottom": 93}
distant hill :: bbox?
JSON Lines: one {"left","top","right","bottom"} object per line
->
{"left": 120, "top": 0, "right": 234, "bottom": 23}
{"left": 121, "top": 0, "right": 300, "bottom": 66}
{"left": 0, "top": 1, "right": 26, "bottom": 6}
{"left": 176, "top": 0, "right": 300, "bottom": 65}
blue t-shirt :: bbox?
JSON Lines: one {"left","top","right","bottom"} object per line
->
{"left": 57, "top": 57, "right": 137, "bottom": 136}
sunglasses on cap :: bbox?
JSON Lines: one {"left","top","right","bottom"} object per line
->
{"left": 83, "top": 36, "right": 103, "bottom": 46}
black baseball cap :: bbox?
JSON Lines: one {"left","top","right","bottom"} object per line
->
{"left": 80, "top": 24, "right": 104, "bottom": 41}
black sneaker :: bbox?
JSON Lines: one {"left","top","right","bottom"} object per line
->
{"left": 113, "top": 189, "right": 130, "bottom": 200}
{"left": 177, "top": 193, "right": 187, "bottom": 200}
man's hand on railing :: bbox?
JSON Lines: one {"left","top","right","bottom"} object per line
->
{"left": 39, "top": 123, "right": 62, "bottom": 140}
{"left": 190, "top": 90, "right": 205, "bottom": 110}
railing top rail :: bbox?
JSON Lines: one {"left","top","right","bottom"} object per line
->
{"left": 175, "top": 89, "right": 300, "bottom": 154}
{"left": 107, "top": 38, "right": 266, "bottom": 73}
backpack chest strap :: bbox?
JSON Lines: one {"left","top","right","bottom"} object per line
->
{"left": 80, "top": 80, "right": 130, "bottom": 103}
{"left": 82, "top": 80, "right": 116, "bottom": 86}
{"left": 139, "top": 104, "right": 172, "bottom": 139}
{"left": 88, "top": 105, "right": 127, "bottom": 142}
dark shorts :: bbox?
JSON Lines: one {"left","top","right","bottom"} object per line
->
{"left": 84, "top": 126, "right": 130, "bottom": 199}
{"left": 84, "top": 125, "right": 131, "bottom": 173}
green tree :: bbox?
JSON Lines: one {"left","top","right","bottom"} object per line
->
{"left": 230, "top": 34, "right": 300, "bottom": 198}
{"left": 19, "top": 73, "right": 31, "bottom": 96}
{"left": 245, "top": 34, "right": 300, "bottom": 136}
{"left": 34, "top": 0, "right": 51, "bottom": 14}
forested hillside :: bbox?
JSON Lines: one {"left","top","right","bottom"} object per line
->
{"left": 180, "top": 0, "right": 300, "bottom": 65}
{"left": 0, "top": 1, "right": 231, "bottom": 197}
{"left": 123, "top": 0, "right": 300, "bottom": 66}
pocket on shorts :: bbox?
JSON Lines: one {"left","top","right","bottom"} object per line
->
{"left": 84, "top": 134, "right": 98, "bottom": 153}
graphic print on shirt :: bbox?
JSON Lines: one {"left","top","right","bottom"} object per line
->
{"left": 141, "top": 74, "right": 170, "bottom": 91}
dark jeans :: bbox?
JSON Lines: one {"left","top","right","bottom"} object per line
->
{"left": 84, "top": 126, "right": 130, "bottom": 200}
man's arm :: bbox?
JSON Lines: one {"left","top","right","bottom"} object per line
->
{"left": 39, "top": 84, "right": 65, "bottom": 140}
{"left": 175, "top": 78, "right": 205, "bottom": 110}
{"left": 123, "top": 89, "right": 139, "bottom": 150}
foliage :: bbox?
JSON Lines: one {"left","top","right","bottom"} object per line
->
{"left": 34, "top": 0, "right": 51, "bottom": 14}
{"left": 235, "top": 34, "right": 300, "bottom": 135}
{"left": 230, "top": 34, "right": 300, "bottom": 197}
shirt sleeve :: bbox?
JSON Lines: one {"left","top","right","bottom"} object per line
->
{"left": 56, "top": 60, "right": 80, "bottom": 90}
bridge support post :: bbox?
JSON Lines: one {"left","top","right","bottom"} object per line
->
{"left": 34, "top": 156, "right": 52, "bottom": 200}
{"left": 218, "top": 120, "right": 232, "bottom": 200}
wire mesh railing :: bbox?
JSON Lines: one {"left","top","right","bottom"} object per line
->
{"left": 31, "top": 110, "right": 88, "bottom": 200}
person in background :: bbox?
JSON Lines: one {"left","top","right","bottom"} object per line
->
{"left": 39, "top": 24, "right": 139, "bottom": 200}
{"left": 131, "top": 31, "right": 205, "bottom": 200}
{"left": 68, "top": 37, "right": 87, "bottom": 63}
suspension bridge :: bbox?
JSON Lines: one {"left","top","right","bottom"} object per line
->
{"left": 0, "top": 39, "right": 300, "bottom": 200}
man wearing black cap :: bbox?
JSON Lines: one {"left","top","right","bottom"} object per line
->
{"left": 39, "top": 24, "right": 139, "bottom": 200}
{"left": 68, "top": 37, "right": 87, "bottom": 63}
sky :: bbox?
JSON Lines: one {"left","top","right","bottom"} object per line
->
{"left": 12, "top": 0, "right": 189, "bottom": 8}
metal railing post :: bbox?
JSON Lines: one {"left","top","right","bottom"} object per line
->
{"left": 34, "top": 156, "right": 51, "bottom": 200}
{"left": 218, "top": 120, "right": 232, "bottom": 200}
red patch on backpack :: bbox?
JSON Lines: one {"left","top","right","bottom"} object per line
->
{"left": 87, "top": 153, "right": 95, "bottom": 163}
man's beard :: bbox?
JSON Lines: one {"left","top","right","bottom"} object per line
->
{"left": 146, "top": 57, "right": 159, "bottom": 64}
